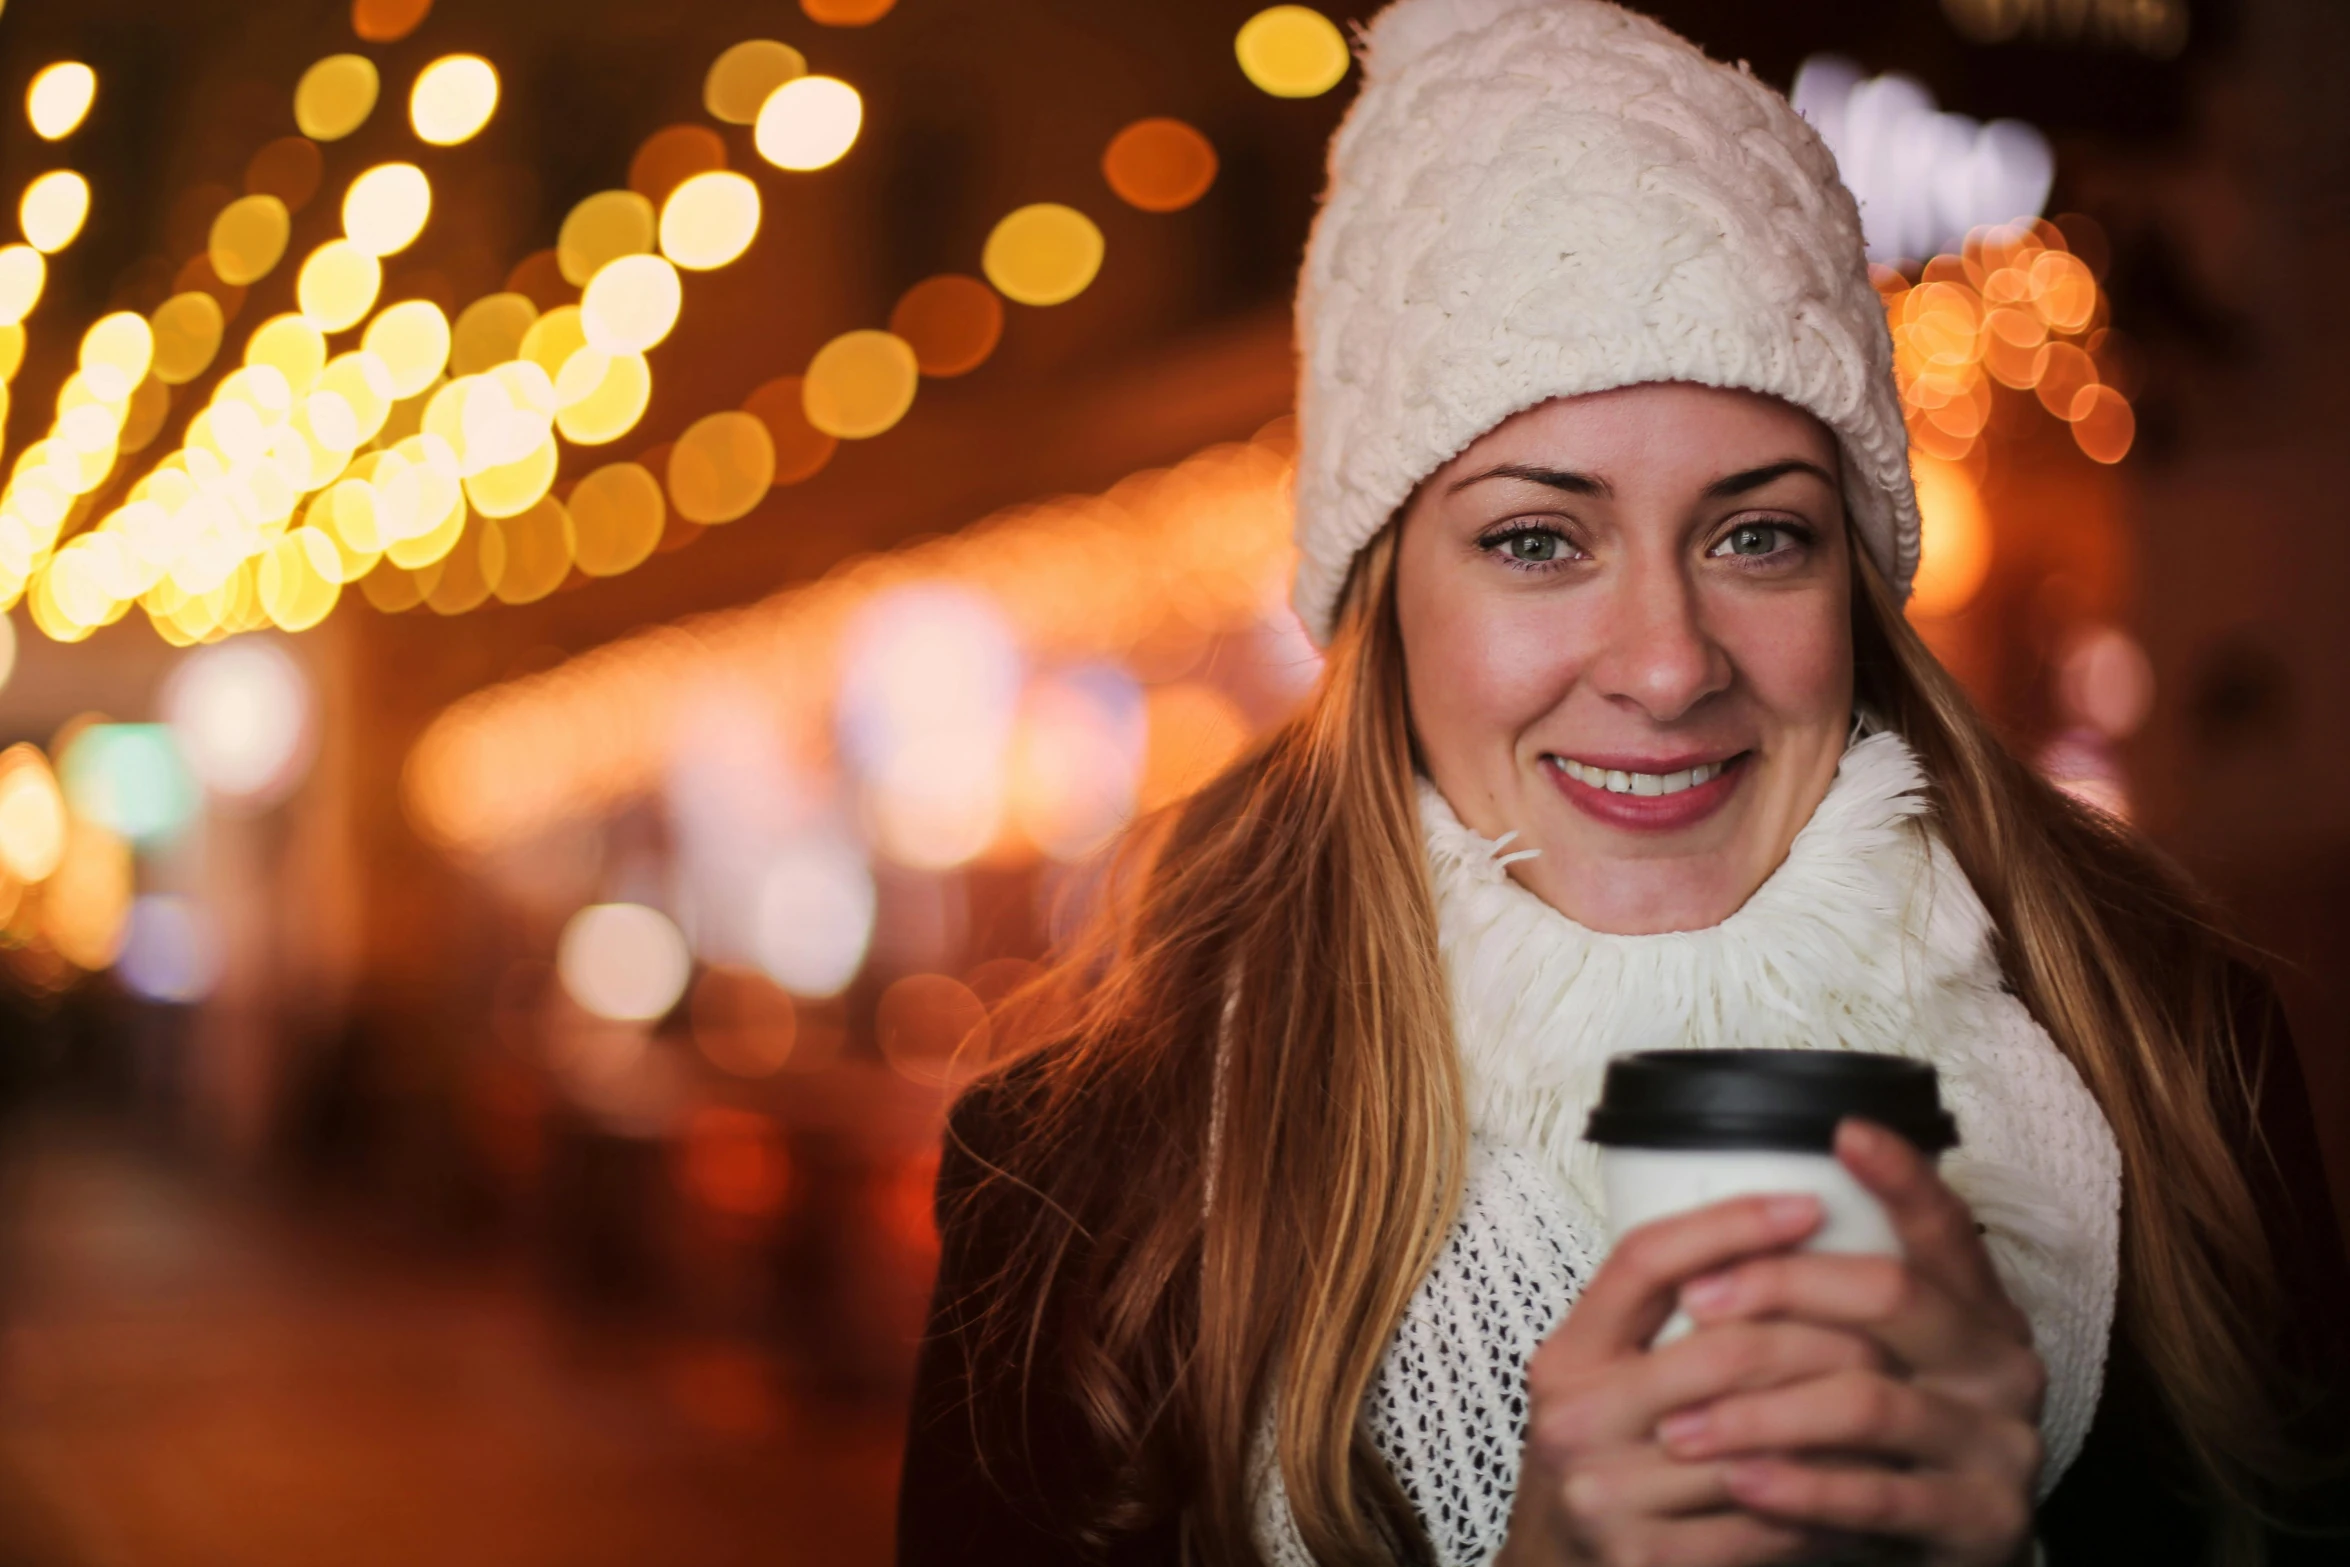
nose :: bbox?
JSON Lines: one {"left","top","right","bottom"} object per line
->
{"left": 1585, "top": 553, "right": 1733, "bottom": 723}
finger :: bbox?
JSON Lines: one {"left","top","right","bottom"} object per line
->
{"left": 1557, "top": 1446, "right": 1740, "bottom": 1521}
{"left": 1724, "top": 1456, "right": 2030, "bottom": 1557}
{"left": 1656, "top": 1369, "right": 1982, "bottom": 1468}
{"left": 1834, "top": 1119, "right": 2008, "bottom": 1307}
{"left": 1539, "top": 1193, "right": 1823, "bottom": 1372}
{"left": 1540, "top": 1320, "right": 1886, "bottom": 1453}
{"left": 1676, "top": 1250, "right": 2006, "bottom": 1372}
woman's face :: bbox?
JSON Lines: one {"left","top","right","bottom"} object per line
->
{"left": 1394, "top": 382, "right": 1854, "bottom": 935}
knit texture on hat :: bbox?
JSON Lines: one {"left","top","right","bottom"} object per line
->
{"left": 1291, "top": 0, "right": 1921, "bottom": 644}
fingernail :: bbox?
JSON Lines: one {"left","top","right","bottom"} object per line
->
{"left": 1766, "top": 1193, "right": 1820, "bottom": 1226}
{"left": 1657, "top": 1408, "right": 1709, "bottom": 1448}
{"left": 1679, "top": 1272, "right": 1734, "bottom": 1313}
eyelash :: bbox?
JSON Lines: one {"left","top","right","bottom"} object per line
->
{"left": 1475, "top": 516, "right": 1817, "bottom": 575}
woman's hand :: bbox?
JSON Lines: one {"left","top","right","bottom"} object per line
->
{"left": 1500, "top": 1190, "right": 1892, "bottom": 1567}
{"left": 1653, "top": 1118, "right": 2046, "bottom": 1567}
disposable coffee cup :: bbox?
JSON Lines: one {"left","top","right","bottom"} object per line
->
{"left": 1583, "top": 1049, "right": 1959, "bottom": 1347}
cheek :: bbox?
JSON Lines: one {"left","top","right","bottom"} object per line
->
{"left": 1398, "top": 565, "right": 1589, "bottom": 752}
{"left": 1713, "top": 591, "right": 1852, "bottom": 727}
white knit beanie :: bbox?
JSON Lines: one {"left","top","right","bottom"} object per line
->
{"left": 1291, "top": 0, "right": 1921, "bottom": 645}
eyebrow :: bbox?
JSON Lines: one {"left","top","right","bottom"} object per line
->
{"left": 1444, "top": 457, "right": 1837, "bottom": 500}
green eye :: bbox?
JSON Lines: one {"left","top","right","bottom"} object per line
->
{"left": 1716, "top": 523, "right": 1790, "bottom": 558}
{"left": 1506, "top": 532, "right": 1560, "bottom": 562}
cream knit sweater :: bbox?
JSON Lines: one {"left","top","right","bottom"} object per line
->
{"left": 1253, "top": 731, "right": 2121, "bottom": 1565}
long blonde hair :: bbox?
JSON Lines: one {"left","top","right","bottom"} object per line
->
{"left": 955, "top": 527, "right": 2305, "bottom": 1565}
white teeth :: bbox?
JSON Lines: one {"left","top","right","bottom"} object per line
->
{"left": 1555, "top": 757, "right": 1729, "bottom": 796}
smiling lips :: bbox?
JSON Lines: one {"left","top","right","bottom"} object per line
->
{"left": 1543, "top": 750, "right": 1749, "bottom": 830}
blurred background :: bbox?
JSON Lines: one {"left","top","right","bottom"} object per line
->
{"left": 0, "top": 0, "right": 2341, "bottom": 1560}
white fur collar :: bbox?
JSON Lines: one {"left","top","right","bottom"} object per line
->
{"left": 1416, "top": 728, "right": 2122, "bottom": 1494}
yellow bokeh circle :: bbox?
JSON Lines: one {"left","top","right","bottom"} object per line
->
{"left": 553, "top": 350, "right": 653, "bottom": 445}
{"left": 567, "top": 462, "right": 664, "bottom": 576}
{"left": 801, "top": 329, "right": 918, "bottom": 440}
{"left": 363, "top": 299, "right": 452, "bottom": 397}
{"left": 27, "top": 63, "right": 97, "bottom": 141}
{"left": 659, "top": 172, "right": 761, "bottom": 271}
{"left": 297, "top": 239, "right": 383, "bottom": 332}
{"left": 557, "top": 190, "right": 656, "bottom": 288}
{"left": 581, "top": 254, "right": 681, "bottom": 354}
{"left": 450, "top": 292, "right": 538, "bottom": 375}
{"left": 410, "top": 54, "right": 499, "bottom": 146}
{"left": 487, "top": 495, "right": 572, "bottom": 605}
{"left": 247, "top": 313, "right": 329, "bottom": 392}
{"left": 294, "top": 54, "right": 380, "bottom": 141}
{"left": 704, "top": 40, "right": 806, "bottom": 125}
{"left": 754, "top": 76, "right": 862, "bottom": 172}
{"left": 343, "top": 162, "right": 432, "bottom": 256}
{"left": 78, "top": 312, "right": 154, "bottom": 403}
{"left": 149, "top": 292, "right": 225, "bottom": 385}
{"left": 20, "top": 171, "right": 90, "bottom": 253}
{"left": 981, "top": 203, "right": 1104, "bottom": 307}
{"left": 667, "top": 411, "right": 776, "bottom": 524}
{"left": 209, "top": 194, "right": 292, "bottom": 286}
{"left": 0, "top": 245, "right": 44, "bottom": 326}
{"left": 519, "top": 305, "right": 587, "bottom": 380}
{"left": 1235, "top": 6, "right": 1350, "bottom": 98}
{"left": 464, "top": 435, "right": 558, "bottom": 518}
{"left": 260, "top": 528, "right": 343, "bottom": 631}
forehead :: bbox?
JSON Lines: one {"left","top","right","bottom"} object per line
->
{"left": 1435, "top": 382, "right": 1840, "bottom": 486}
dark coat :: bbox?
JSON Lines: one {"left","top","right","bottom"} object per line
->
{"left": 898, "top": 970, "right": 2350, "bottom": 1566}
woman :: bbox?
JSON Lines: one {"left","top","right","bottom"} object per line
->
{"left": 897, "top": 3, "right": 2350, "bottom": 1565}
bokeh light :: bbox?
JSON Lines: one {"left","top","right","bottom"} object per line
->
{"left": 553, "top": 349, "right": 652, "bottom": 445}
{"left": 451, "top": 292, "right": 538, "bottom": 375}
{"left": 2057, "top": 623, "right": 2155, "bottom": 740}
{"left": 117, "top": 894, "right": 223, "bottom": 1004}
{"left": 1235, "top": 6, "right": 1350, "bottom": 98}
{"left": 59, "top": 726, "right": 197, "bottom": 846}
{"left": 1103, "top": 118, "right": 1218, "bottom": 212}
{"left": 409, "top": 54, "right": 499, "bottom": 146}
{"left": 78, "top": 312, "right": 154, "bottom": 401}
{"left": 667, "top": 412, "right": 775, "bottom": 524}
{"left": 2069, "top": 383, "right": 2136, "bottom": 464}
{"left": 742, "top": 376, "right": 837, "bottom": 485}
{"left": 581, "top": 254, "right": 682, "bottom": 353}
{"left": 559, "top": 190, "right": 657, "bottom": 287}
{"left": 675, "top": 1106, "right": 792, "bottom": 1218}
{"left": 753, "top": 76, "right": 862, "bottom": 172}
{"left": 568, "top": 461, "right": 664, "bottom": 576}
{"left": 1011, "top": 666, "right": 1145, "bottom": 860}
{"left": 752, "top": 832, "right": 875, "bottom": 998}
{"left": 248, "top": 311, "right": 327, "bottom": 389}
{"left": 258, "top": 529, "right": 343, "bottom": 630}
{"left": 801, "top": 330, "right": 918, "bottom": 440}
{"left": 689, "top": 967, "right": 798, "bottom": 1078}
{"left": 209, "top": 194, "right": 292, "bottom": 286}
{"left": 0, "top": 613, "right": 14, "bottom": 694}
{"left": 877, "top": 973, "right": 988, "bottom": 1088}
{"left": 246, "top": 136, "right": 325, "bottom": 212}
{"left": 160, "top": 637, "right": 315, "bottom": 805}
{"left": 1906, "top": 455, "right": 1993, "bottom": 618}
{"left": 294, "top": 54, "right": 380, "bottom": 142}
{"left": 0, "top": 744, "right": 67, "bottom": 883}
{"left": 802, "top": 0, "right": 895, "bottom": 23}
{"left": 1139, "top": 682, "right": 1250, "bottom": 813}
{"left": 0, "top": 244, "right": 43, "bottom": 325}
{"left": 703, "top": 40, "right": 807, "bottom": 126}
{"left": 363, "top": 299, "right": 452, "bottom": 397}
{"left": 27, "top": 63, "right": 96, "bottom": 141}
{"left": 343, "top": 162, "right": 432, "bottom": 255}
{"left": 658, "top": 171, "right": 761, "bottom": 270}
{"left": 630, "top": 125, "right": 729, "bottom": 205}
{"left": 838, "top": 584, "right": 1021, "bottom": 868}
{"left": 888, "top": 275, "right": 1002, "bottom": 377}
{"left": 982, "top": 203, "right": 1104, "bottom": 307}
{"left": 150, "top": 290, "right": 225, "bottom": 384}
{"left": 297, "top": 239, "right": 383, "bottom": 332}
{"left": 352, "top": 0, "right": 433, "bottom": 44}
{"left": 41, "top": 817, "right": 131, "bottom": 970}
{"left": 20, "top": 171, "right": 90, "bottom": 253}
{"left": 519, "top": 304, "right": 586, "bottom": 380}
{"left": 557, "top": 902, "right": 691, "bottom": 1022}
{"left": 487, "top": 496, "right": 571, "bottom": 604}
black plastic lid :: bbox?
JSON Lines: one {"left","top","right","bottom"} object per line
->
{"left": 1582, "top": 1049, "right": 1959, "bottom": 1155}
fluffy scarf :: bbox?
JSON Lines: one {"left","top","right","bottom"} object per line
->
{"left": 1253, "top": 729, "right": 2121, "bottom": 1566}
